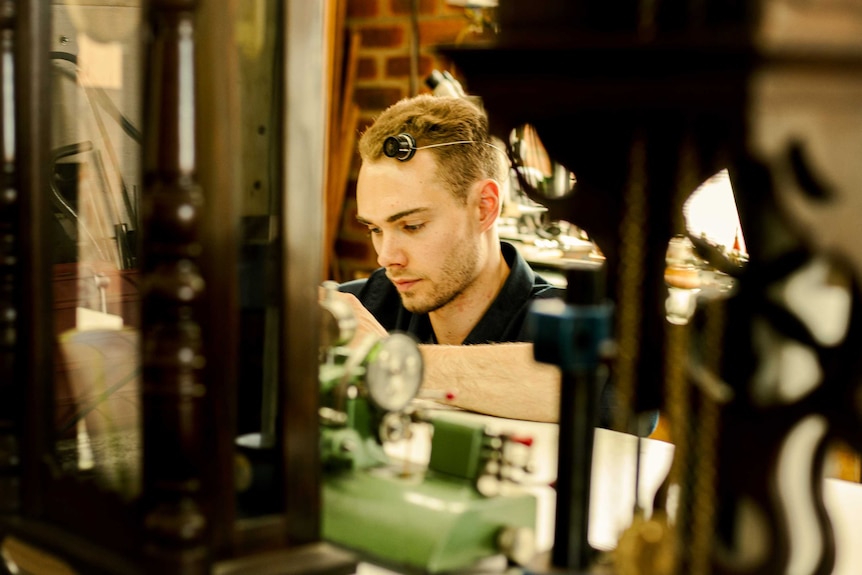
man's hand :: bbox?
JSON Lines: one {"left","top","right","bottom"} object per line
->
{"left": 324, "top": 289, "right": 389, "bottom": 345}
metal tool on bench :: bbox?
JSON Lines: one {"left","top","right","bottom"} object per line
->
{"left": 318, "top": 281, "right": 539, "bottom": 573}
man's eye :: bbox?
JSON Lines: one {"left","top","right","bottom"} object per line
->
{"left": 367, "top": 227, "right": 382, "bottom": 236}
{"left": 403, "top": 223, "right": 425, "bottom": 232}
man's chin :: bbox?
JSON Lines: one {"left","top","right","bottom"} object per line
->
{"left": 400, "top": 295, "right": 435, "bottom": 315}
{"left": 401, "top": 300, "right": 426, "bottom": 314}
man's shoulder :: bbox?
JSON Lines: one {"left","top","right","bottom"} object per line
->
{"left": 531, "top": 278, "right": 566, "bottom": 300}
{"left": 337, "top": 277, "right": 367, "bottom": 296}
{"left": 502, "top": 241, "right": 564, "bottom": 295}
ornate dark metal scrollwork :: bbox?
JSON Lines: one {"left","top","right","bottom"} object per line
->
{"left": 447, "top": 1, "right": 862, "bottom": 574}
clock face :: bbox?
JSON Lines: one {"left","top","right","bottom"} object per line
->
{"left": 365, "top": 332, "right": 424, "bottom": 412}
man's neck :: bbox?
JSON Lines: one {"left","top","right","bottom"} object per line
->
{"left": 429, "top": 242, "right": 510, "bottom": 345}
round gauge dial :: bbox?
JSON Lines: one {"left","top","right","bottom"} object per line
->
{"left": 365, "top": 332, "right": 424, "bottom": 412}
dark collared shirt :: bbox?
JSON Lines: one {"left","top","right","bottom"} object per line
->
{"left": 339, "top": 242, "right": 655, "bottom": 432}
{"left": 338, "top": 241, "right": 564, "bottom": 344}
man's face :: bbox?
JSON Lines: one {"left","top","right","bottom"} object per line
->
{"left": 356, "top": 151, "right": 482, "bottom": 315}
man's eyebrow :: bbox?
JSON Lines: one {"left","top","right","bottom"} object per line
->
{"left": 356, "top": 207, "right": 430, "bottom": 226}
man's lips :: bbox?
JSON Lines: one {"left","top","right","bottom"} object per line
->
{"left": 390, "top": 278, "right": 420, "bottom": 292}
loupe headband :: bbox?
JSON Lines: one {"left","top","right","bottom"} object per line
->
{"left": 382, "top": 132, "right": 502, "bottom": 162}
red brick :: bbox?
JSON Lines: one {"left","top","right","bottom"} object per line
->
{"left": 385, "top": 54, "right": 433, "bottom": 79}
{"left": 418, "top": 17, "right": 465, "bottom": 47}
{"left": 358, "top": 25, "right": 406, "bottom": 48}
{"left": 335, "top": 0, "right": 506, "bottom": 273}
{"left": 347, "top": 0, "right": 381, "bottom": 19}
{"left": 354, "top": 85, "right": 405, "bottom": 111}
{"left": 356, "top": 57, "right": 378, "bottom": 80}
{"left": 390, "top": 0, "right": 436, "bottom": 15}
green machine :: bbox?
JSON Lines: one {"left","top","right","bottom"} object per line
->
{"left": 318, "top": 284, "right": 539, "bottom": 573}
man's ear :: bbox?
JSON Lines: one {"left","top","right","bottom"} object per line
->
{"left": 476, "top": 179, "right": 501, "bottom": 232}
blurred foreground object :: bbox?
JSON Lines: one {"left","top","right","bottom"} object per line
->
{"left": 446, "top": 1, "right": 862, "bottom": 573}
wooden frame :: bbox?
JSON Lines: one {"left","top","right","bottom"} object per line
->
{"left": 0, "top": 0, "right": 356, "bottom": 573}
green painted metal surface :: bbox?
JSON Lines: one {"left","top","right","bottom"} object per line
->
{"left": 319, "top": 344, "right": 538, "bottom": 573}
{"left": 427, "top": 416, "right": 487, "bottom": 481}
{"left": 323, "top": 467, "right": 536, "bottom": 573}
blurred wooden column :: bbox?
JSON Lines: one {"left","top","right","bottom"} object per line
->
{"left": 141, "top": 0, "right": 209, "bottom": 571}
{"left": 13, "top": 0, "right": 53, "bottom": 520}
{"left": 0, "top": 0, "right": 23, "bottom": 519}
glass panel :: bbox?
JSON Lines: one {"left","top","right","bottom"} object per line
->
{"left": 49, "top": 0, "right": 142, "bottom": 497}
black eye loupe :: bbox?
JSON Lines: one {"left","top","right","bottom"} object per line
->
{"left": 383, "top": 133, "right": 417, "bottom": 162}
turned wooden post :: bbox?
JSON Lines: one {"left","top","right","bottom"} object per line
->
{"left": 141, "top": 0, "right": 208, "bottom": 571}
{"left": 11, "top": 0, "right": 52, "bottom": 519}
{"left": 0, "top": 0, "right": 19, "bottom": 518}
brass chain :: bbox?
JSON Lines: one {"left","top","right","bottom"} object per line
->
{"left": 615, "top": 126, "right": 726, "bottom": 575}
{"left": 613, "top": 129, "right": 675, "bottom": 575}
{"left": 612, "top": 130, "right": 647, "bottom": 438}
{"left": 689, "top": 299, "right": 725, "bottom": 575}
{"left": 663, "top": 130, "right": 698, "bottom": 575}
{"left": 683, "top": 138, "right": 729, "bottom": 575}
{"left": 670, "top": 130, "right": 725, "bottom": 575}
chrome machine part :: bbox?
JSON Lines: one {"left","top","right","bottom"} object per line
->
{"left": 365, "top": 332, "right": 424, "bottom": 413}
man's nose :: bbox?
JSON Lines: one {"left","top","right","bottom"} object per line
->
{"left": 376, "top": 234, "right": 406, "bottom": 268}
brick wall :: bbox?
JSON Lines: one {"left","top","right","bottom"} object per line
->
{"left": 333, "top": 0, "right": 493, "bottom": 281}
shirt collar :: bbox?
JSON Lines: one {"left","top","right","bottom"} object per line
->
{"left": 406, "top": 241, "right": 539, "bottom": 344}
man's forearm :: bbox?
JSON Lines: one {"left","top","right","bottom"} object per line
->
{"left": 418, "top": 342, "right": 561, "bottom": 423}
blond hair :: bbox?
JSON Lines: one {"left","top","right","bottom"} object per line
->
{"left": 358, "top": 94, "right": 504, "bottom": 203}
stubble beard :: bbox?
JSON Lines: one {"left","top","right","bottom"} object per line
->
{"left": 399, "top": 244, "right": 479, "bottom": 315}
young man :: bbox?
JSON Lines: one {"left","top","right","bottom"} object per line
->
{"left": 334, "top": 94, "right": 565, "bottom": 422}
